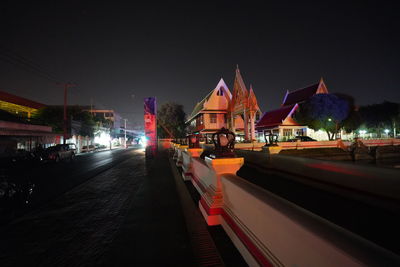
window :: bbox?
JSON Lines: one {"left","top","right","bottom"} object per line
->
{"left": 210, "top": 114, "right": 217, "bottom": 123}
{"left": 217, "top": 87, "right": 224, "bottom": 96}
{"left": 283, "top": 129, "right": 292, "bottom": 137}
{"left": 295, "top": 129, "right": 305, "bottom": 136}
{"left": 197, "top": 115, "right": 203, "bottom": 125}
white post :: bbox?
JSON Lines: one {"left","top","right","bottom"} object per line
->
{"left": 124, "top": 119, "right": 127, "bottom": 148}
{"left": 244, "top": 109, "right": 249, "bottom": 140}
{"left": 250, "top": 111, "right": 255, "bottom": 141}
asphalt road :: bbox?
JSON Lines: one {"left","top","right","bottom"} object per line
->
{"left": 27, "top": 146, "right": 142, "bottom": 209}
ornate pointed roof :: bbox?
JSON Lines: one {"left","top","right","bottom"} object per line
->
{"left": 248, "top": 85, "right": 259, "bottom": 112}
{"left": 232, "top": 66, "right": 249, "bottom": 111}
{"left": 282, "top": 78, "right": 328, "bottom": 106}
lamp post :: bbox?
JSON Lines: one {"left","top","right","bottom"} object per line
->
{"left": 59, "top": 83, "right": 76, "bottom": 144}
{"left": 209, "top": 127, "right": 236, "bottom": 158}
{"left": 384, "top": 129, "right": 390, "bottom": 138}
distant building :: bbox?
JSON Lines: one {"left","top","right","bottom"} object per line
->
{"left": 87, "top": 109, "right": 122, "bottom": 137}
{"left": 0, "top": 90, "right": 46, "bottom": 119}
{"left": 0, "top": 90, "right": 57, "bottom": 151}
{"left": 186, "top": 67, "right": 262, "bottom": 141}
{"left": 256, "top": 78, "right": 329, "bottom": 141}
{"left": 89, "top": 109, "right": 121, "bottom": 129}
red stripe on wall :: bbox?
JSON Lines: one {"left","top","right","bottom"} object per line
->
{"left": 197, "top": 190, "right": 275, "bottom": 266}
{"left": 200, "top": 197, "right": 222, "bottom": 216}
{"left": 221, "top": 210, "right": 274, "bottom": 267}
{"left": 191, "top": 174, "right": 207, "bottom": 193}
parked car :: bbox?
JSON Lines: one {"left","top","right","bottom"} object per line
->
{"left": 0, "top": 150, "right": 36, "bottom": 221}
{"left": 45, "top": 144, "right": 76, "bottom": 162}
{"left": 81, "top": 144, "right": 95, "bottom": 153}
{"left": 288, "top": 136, "right": 317, "bottom": 142}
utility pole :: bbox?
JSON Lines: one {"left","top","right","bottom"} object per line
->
{"left": 124, "top": 118, "right": 127, "bottom": 148}
{"left": 58, "top": 82, "right": 76, "bottom": 144}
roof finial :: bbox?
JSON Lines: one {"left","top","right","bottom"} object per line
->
{"left": 236, "top": 64, "right": 240, "bottom": 72}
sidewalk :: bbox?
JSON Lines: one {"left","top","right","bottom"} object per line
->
{"left": 98, "top": 149, "right": 198, "bottom": 266}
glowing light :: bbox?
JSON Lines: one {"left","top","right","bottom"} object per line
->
{"left": 328, "top": 118, "right": 332, "bottom": 122}
{"left": 140, "top": 136, "right": 148, "bottom": 147}
{"left": 94, "top": 131, "right": 111, "bottom": 146}
{"left": 359, "top": 130, "right": 367, "bottom": 135}
{"left": 384, "top": 129, "right": 390, "bottom": 134}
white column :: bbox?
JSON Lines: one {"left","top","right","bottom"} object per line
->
{"left": 244, "top": 109, "right": 249, "bottom": 140}
{"left": 250, "top": 112, "right": 255, "bottom": 141}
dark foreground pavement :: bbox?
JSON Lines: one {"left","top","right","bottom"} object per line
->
{"left": 0, "top": 148, "right": 197, "bottom": 266}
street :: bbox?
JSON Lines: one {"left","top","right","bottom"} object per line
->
{"left": 28, "top": 147, "right": 142, "bottom": 209}
{"left": 0, "top": 146, "right": 195, "bottom": 266}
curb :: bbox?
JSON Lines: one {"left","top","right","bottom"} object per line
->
{"left": 169, "top": 157, "right": 225, "bottom": 267}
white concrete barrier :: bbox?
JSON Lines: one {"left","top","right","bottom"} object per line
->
{"left": 233, "top": 139, "right": 400, "bottom": 152}
{"left": 220, "top": 174, "right": 397, "bottom": 266}
{"left": 180, "top": 150, "right": 399, "bottom": 266}
{"left": 181, "top": 148, "right": 203, "bottom": 181}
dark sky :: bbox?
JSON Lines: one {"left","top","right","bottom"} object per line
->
{"left": 1, "top": 1, "right": 399, "bottom": 129}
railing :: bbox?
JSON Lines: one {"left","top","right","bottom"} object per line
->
{"left": 172, "top": 143, "right": 400, "bottom": 266}
{"left": 0, "top": 120, "right": 52, "bottom": 132}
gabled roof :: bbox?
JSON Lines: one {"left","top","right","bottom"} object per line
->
{"left": 282, "top": 83, "right": 319, "bottom": 106}
{"left": 256, "top": 104, "right": 298, "bottom": 128}
{"left": 0, "top": 90, "right": 46, "bottom": 109}
{"left": 282, "top": 78, "right": 328, "bottom": 106}
{"left": 189, "top": 90, "right": 214, "bottom": 119}
{"left": 187, "top": 78, "right": 231, "bottom": 122}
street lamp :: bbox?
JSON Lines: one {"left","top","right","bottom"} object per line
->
{"left": 359, "top": 130, "right": 367, "bottom": 138}
{"left": 384, "top": 129, "right": 390, "bottom": 137}
{"left": 209, "top": 127, "right": 236, "bottom": 158}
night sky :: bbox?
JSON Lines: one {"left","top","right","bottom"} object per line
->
{"left": 1, "top": 1, "right": 399, "bottom": 129}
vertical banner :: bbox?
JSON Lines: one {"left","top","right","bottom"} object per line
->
{"left": 144, "top": 97, "right": 157, "bottom": 147}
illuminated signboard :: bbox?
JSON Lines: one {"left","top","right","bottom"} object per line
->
{"left": 144, "top": 97, "right": 157, "bottom": 146}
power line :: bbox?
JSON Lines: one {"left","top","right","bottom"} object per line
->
{"left": 0, "top": 44, "right": 63, "bottom": 84}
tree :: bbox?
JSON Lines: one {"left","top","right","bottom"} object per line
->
{"left": 358, "top": 101, "right": 399, "bottom": 137}
{"left": 334, "top": 93, "right": 362, "bottom": 133}
{"left": 294, "top": 94, "right": 350, "bottom": 140}
{"left": 157, "top": 102, "right": 186, "bottom": 138}
{"left": 36, "top": 105, "right": 96, "bottom": 136}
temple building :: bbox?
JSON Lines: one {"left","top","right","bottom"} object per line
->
{"left": 256, "top": 78, "right": 329, "bottom": 141}
{"left": 186, "top": 67, "right": 262, "bottom": 141}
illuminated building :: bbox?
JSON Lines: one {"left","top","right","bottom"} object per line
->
{"left": 187, "top": 67, "right": 262, "bottom": 141}
{"left": 0, "top": 90, "right": 46, "bottom": 119}
{"left": 87, "top": 109, "right": 121, "bottom": 133}
{"left": 0, "top": 90, "right": 57, "bottom": 151}
{"left": 256, "top": 78, "right": 329, "bottom": 140}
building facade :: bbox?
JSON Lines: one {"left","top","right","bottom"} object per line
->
{"left": 256, "top": 78, "right": 329, "bottom": 141}
{"left": 187, "top": 67, "right": 262, "bottom": 141}
{"left": 0, "top": 90, "right": 46, "bottom": 119}
{"left": 0, "top": 90, "right": 59, "bottom": 151}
